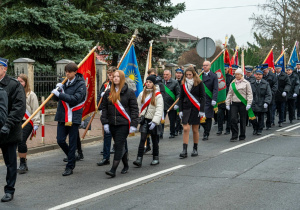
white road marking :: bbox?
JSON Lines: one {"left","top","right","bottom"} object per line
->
{"left": 276, "top": 122, "right": 300, "bottom": 131}
{"left": 284, "top": 125, "right": 300, "bottom": 132}
{"left": 48, "top": 165, "right": 185, "bottom": 210}
{"left": 220, "top": 134, "right": 275, "bottom": 154}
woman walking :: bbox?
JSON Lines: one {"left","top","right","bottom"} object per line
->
{"left": 179, "top": 67, "right": 205, "bottom": 158}
{"left": 101, "top": 70, "right": 139, "bottom": 178}
{"left": 133, "top": 75, "right": 164, "bottom": 167}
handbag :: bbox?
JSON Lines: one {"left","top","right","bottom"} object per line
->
{"left": 139, "top": 104, "right": 150, "bottom": 125}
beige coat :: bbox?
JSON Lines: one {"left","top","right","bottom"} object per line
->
{"left": 137, "top": 89, "right": 164, "bottom": 125}
{"left": 226, "top": 78, "right": 253, "bottom": 106}
{"left": 23, "top": 91, "right": 40, "bottom": 126}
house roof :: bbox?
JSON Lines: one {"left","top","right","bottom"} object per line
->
{"left": 161, "top": 29, "right": 198, "bottom": 41}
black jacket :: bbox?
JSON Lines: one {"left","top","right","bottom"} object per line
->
{"left": 202, "top": 71, "right": 218, "bottom": 118}
{"left": 250, "top": 79, "right": 272, "bottom": 113}
{"left": 0, "top": 87, "right": 8, "bottom": 129}
{"left": 226, "top": 73, "right": 234, "bottom": 94}
{"left": 53, "top": 73, "right": 86, "bottom": 125}
{"left": 97, "top": 80, "right": 111, "bottom": 110}
{"left": 293, "top": 68, "right": 300, "bottom": 80}
{"left": 101, "top": 83, "right": 139, "bottom": 127}
{"left": 163, "top": 78, "right": 180, "bottom": 110}
{"left": 155, "top": 76, "right": 166, "bottom": 100}
{"left": 0, "top": 75, "right": 26, "bottom": 145}
{"left": 244, "top": 75, "right": 255, "bottom": 83}
{"left": 275, "top": 72, "right": 291, "bottom": 102}
{"left": 263, "top": 71, "right": 278, "bottom": 104}
{"left": 287, "top": 73, "right": 299, "bottom": 99}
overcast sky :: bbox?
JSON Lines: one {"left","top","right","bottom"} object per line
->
{"left": 165, "top": 0, "right": 267, "bottom": 46}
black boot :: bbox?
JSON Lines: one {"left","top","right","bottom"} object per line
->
{"left": 179, "top": 144, "right": 188, "bottom": 158}
{"left": 151, "top": 156, "right": 159, "bottom": 165}
{"left": 133, "top": 157, "right": 143, "bottom": 168}
{"left": 105, "top": 160, "right": 120, "bottom": 178}
{"left": 18, "top": 158, "right": 28, "bottom": 174}
{"left": 191, "top": 143, "right": 198, "bottom": 157}
{"left": 76, "top": 151, "right": 84, "bottom": 161}
{"left": 121, "top": 152, "right": 129, "bottom": 174}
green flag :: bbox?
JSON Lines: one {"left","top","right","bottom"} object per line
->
{"left": 211, "top": 54, "right": 226, "bottom": 104}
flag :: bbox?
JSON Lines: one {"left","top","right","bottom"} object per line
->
{"left": 119, "top": 45, "right": 143, "bottom": 97}
{"left": 277, "top": 53, "right": 286, "bottom": 72}
{"left": 230, "top": 49, "right": 239, "bottom": 66}
{"left": 211, "top": 54, "right": 226, "bottom": 104}
{"left": 144, "top": 41, "right": 153, "bottom": 84}
{"left": 263, "top": 48, "right": 274, "bottom": 70}
{"left": 77, "top": 51, "right": 97, "bottom": 120}
{"left": 288, "top": 42, "right": 298, "bottom": 68}
{"left": 235, "top": 50, "right": 239, "bottom": 65}
{"left": 224, "top": 49, "right": 232, "bottom": 75}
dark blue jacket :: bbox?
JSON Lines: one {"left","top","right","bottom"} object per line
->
{"left": 202, "top": 71, "right": 218, "bottom": 118}
{"left": 54, "top": 73, "right": 86, "bottom": 125}
{"left": 0, "top": 87, "right": 8, "bottom": 129}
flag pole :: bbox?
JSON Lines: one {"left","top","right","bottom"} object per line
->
{"left": 262, "top": 46, "right": 274, "bottom": 64}
{"left": 241, "top": 48, "right": 245, "bottom": 72}
{"left": 144, "top": 40, "right": 153, "bottom": 83}
{"left": 117, "top": 30, "right": 138, "bottom": 69}
{"left": 22, "top": 46, "right": 97, "bottom": 129}
{"left": 288, "top": 41, "right": 298, "bottom": 65}
{"left": 275, "top": 48, "right": 288, "bottom": 64}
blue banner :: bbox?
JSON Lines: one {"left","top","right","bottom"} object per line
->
{"left": 119, "top": 45, "right": 143, "bottom": 97}
{"left": 289, "top": 45, "right": 298, "bottom": 68}
{"left": 277, "top": 53, "right": 285, "bottom": 72}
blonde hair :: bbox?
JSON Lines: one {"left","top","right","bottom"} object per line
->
{"left": 109, "top": 70, "right": 126, "bottom": 104}
{"left": 18, "top": 74, "right": 31, "bottom": 95}
{"left": 181, "top": 67, "right": 201, "bottom": 86}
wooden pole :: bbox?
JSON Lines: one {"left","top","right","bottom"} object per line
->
{"left": 117, "top": 35, "right": 137, "bottom": 69}
{"left": 275, "top": 48, "right": 288, "bottom": 64}
{"left": 262, "top": 46, "right": 274, "bottom": 64}
{"left": 211, "top": 49, "right": 225, "bottom": 65}
{"left": 22, "top": 46, "right": 97, "bottom": 129}
{"left": 241, "top": 49, "right": 245, "bottom": 72}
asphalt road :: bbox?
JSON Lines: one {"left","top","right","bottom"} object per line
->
{"left": 1, "top": 120, "right": 300, "bottom": 210}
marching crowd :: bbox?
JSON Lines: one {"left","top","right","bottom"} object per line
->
{"left": 0, "top": 55, "right": 300, "bottom": 202}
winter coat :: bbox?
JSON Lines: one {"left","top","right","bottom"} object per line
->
{"left": 244, "top": 75, "right": 255, "bottom": 83}
{"left": 101, "top": 83, "right": 139, "bottom": 128}
{"left": 53, "top": 73, "right": 86, "bottom": 125}
{"left": 226, "top": 78, "right": 253, "bottom": 106}
{"left": 22, "top": 91, "right": 40, "bottom": 126}
{"left": 155, "top": 76, "right": 166, "bottom": 100}
{"left": 287, "top": 73, "right": 299, "bottom": 99}
{"left": 163, "top": 78, "right": 180, "bottom": 110}
{"left": 263, "top": 71, "right": 278, "bottom": 104}
{"left": 0, "top": 87, "right": 8, "bottom": 129}
{"left": 226, "top": 73, "right": 234, "bottom": 94}
{"left": 179, "top": 81, "right": 206, "bottom": 125}
{"left": 0, "top": 75, "right": 26, "bottom": 145}
{"left": 137, "top": 89, "right": 164, "bottom": 125}
{"left": 274, "top": 72, "right": 291, "bottom": 102}
{"left": 202, "top": 71, "right": 218, "bottom": 118}
{"left": 293, "top": 68, "right": 300, "bottom": 80}
{"left": 250, "top": 79, "right": 272, "bottom": 113}
{"left": 97, "top": 80, "right": 111, "bottom": 110}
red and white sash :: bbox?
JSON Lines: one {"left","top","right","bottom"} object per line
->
{"left": 114, "top": 100, "right": 131, "bottom": 130}
{"left": 24, "top": 110, "right": 36, "bottom": 139}
{"left": 183, "top": 82, "right": 200, "bottom": 111}
{"left": 140, "top": 91, "right": 161, "bottom": 114}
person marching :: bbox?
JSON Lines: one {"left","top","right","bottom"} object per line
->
{"left": 133, "top": 75, "right": 164, "bottom": 167}
{"left": 162, "top": 70, "right": 180, "bottom": 139}
{"left": 274, "top": 65, "right": 291, "bottom": 127}
{"left": 285, "top": 65, "right": 299, "bottom": 123}
{"left": 293, "top": 61, "right": 300, "bottom": 119}
{"left": 101, "top": 70, "right": 138, "bottom": 178}
{"left": 231, "top": 64, "right": 239, "bottom": 77}
{"left": 0, "top": 57, "right": 26, "bottom": 202}
{"left": 226, "top": 68, "right": 253, "bottom": 142}
{"left": 217, "top": 63, "right": 234, "bottom": 135}
{"left": 51, "top": 63, "right": 86, "bottom": 176}
{"left": 178, "top": 67, "right": 205, "bottom": 158}
{"left": 0, "top": 87, "right": 8, "bottom": 129}
{"left": 17, "top": 74, "right": 40, "bottom": 174}
{"left": 250, "top": 69, "right": 272, "bottom": 135}
{"left": 244, "top": 66, "right": 255, "bottom": 83}
{"left": 175, "top": 68, "right": 183, "bottom": 136}
{"left": 201, "top": 61, "right": 218, "bottom": 141}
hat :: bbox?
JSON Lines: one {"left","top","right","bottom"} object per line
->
{"left": 224, "top": 63, "right": 229, "bottom": 68}
{"left": 286, "top": 65, "right": 294, "bottom": 70}
{"left": 146, "top": 75, "right": 157, "bottom": 84}
{"left": 235, "top": 68, "right": 244, "bottom": 76}
{"left": 245, "top": 65, "right": 253, "bottom": 72}
{"left": 261, "top": 63, "right": 269, "bottom": 70}
{"left": 0, "top": 57, "right": 8, "bottom": 67}
{"left": 256, "top": 70, "right": 263, "bottom": 74}
{"left": 175, "top": 68, "right": 183, "bottom": 74}
{"left": 231, "top": 64, "right": 239, "bottom": 70}
{"left": 275, "top": 64, "right": 282, "bottom": 69}
{"left": 296, "top": 60, "right": 300, "bottom": 65}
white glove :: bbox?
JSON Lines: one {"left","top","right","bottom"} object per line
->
{"left": 129, "top": 126, "right": 137, "bottom": 133}
{"left": 174, "top": 105, "right": 179, "bottom": 110}
{"left": 99, "top": 110, "right": 102, "bottom": 115}
{"left": 80, "top": 121, "right": 85, "bottom": 127}
{"left": 101, "top": 92, "right": 105, "bottom": 97}
{"left": 148, "top": 122, "right": 156, "bottom": 130}
{"left": 51, "top": 89, "right": 60, "bottom": 97}
{"left": 211, "top": 100, "right": 216, "bottom": 106}
{"left": 103, "top": 124, "right": 110, "bottom": 134}
{"left": 264, "top": 103, "right": 268, "bottom": 108}
{"left": 198, "top": 112, "right": 205, "bottom": 117}
{"left": 179, "top": 112, "right": 183, "bottom": 119}
{"left": 56, "top": 83, "right": 63, "bottom": 90}
{"left": 33, "top": 125, "right": 39, "bottom": 131}
{"left": 282, "top": 92, "right": 287, "bottom": 97}
{"left": 246, "top": 104, "right": 251, "bottom": 110}
{"left": 293, "top": 93, "right": 297, "bottom": 98}
{"left": 226, "top": 105, "right": 230, "bottom": 110}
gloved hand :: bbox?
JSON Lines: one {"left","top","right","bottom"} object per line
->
{"left": 174, "top": 105, "right": 179, "bottom": 110}
{"left": 103, "top": 124, "right": 110, "bottom": 134}
{"left": 80, "top": 121, "right": 85, "bottom": 127}
{"left": 129, "top": 126, "right": 137, "bottom": 133}
{"left": 56, "top": 83, "right": 63, "bottom": 90}
{"left": 293, "top": 93, "right": 297, "bottom": 98}
{"left": 263, "top": 103, "right": 268, "bottom": 109}
{"left": 99, "top": 110, "right": 102, "bottom": 115}
{"left": 179, "top": 112, "right": 183, "bottom": 119}
{"left": 226, "top": 105, "right": 230, "bottom": 110}
{"left": 51, "top": 89, "right": 60, "bottom": 97}
{"left": 282, "top": 92, "right": 287, "bottom": 97}
{"left": 246, "top": 104, "right": 251, "bottom": 111}
{"left": 198, "top": 112, "right": 205, "bottom": 117}
{"left": 211, "top": 100, "right": 216, "bottom": 106}
{"left": 0, "top": 125, "right": 10, "bottom": 136}
{"left": 101, "top": 92, "right": 105, "bottom": 97}
{"left": 148, "top": 122, "right": 156, "bottom": 130}
{"left": 33, "top": 125, "right": 39, "bottom": 131}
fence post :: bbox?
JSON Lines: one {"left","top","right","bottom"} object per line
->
{"left": 13, "top": 58, "right": 35, "bottom": 91}
{"left": 96, "top": 60, "right": 107, "bottom": 90}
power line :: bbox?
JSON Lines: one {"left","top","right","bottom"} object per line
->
{"left": 186, "top": 4, "right": 261, "bottom": 11}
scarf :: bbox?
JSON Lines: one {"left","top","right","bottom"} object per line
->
{"left": 186, "top": 78, "right": 194, "bottom": 91}
{"left": 235, "top": 78, "right": 243, "bottom": 86}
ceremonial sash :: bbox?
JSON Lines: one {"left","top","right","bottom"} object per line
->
{"left": 200, "top": 74, "right": 218, "bottom": 112}
{"left": 140, "top": 91, "right": 161, "bottom": 114}
{"left": 164, "top": 84, "right": 179, "bottom": 113}
{"left": 24, "top": 110, "right": 36, "bottom": 139}
{"left": 113, "top": 100, "right": 131, "bottom": 130}
{"left": 183, "top": 83, "right": 200, "bottom": 111}
{"left": 231, "top": 82, "right": 256, "bottom": 120}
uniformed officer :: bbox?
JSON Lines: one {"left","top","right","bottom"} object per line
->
{"left": 231, "top": 64, "right": 239, "bottom": 76}
{"left": 285, "top": 65, "right": 299, "bottom": 123}
{"left": 0, "top": 87, "right": 8, "bottom": 129}
{"left": 0, "top": 57, "right": 26, "bottom": 202}
{"left": 175, "top": 68, "right": 183, "bottom": 136}
{"left": 244, "top": 66, "right": 255, "bottom": 83}
{"left": 293, "top": 61, "right": 300, "bottom": 119}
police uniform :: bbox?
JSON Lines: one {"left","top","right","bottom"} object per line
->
{"left": 293, "top": 61, "right": 300, "bottom": 119}
{"left": 285, "top": 65, "right": 299, "bottom": 123}
{"left": 175, "top": 68, "right": 183, "bottom": 135}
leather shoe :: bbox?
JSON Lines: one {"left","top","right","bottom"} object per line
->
{"left": 253, "top": 130, "right": 258, "bottom": 135}
{"left": 257, "top": 131, "right": 262, "bottom": 135}
{"left": 169, "top": 135, "right": 175, "bottom": 139}
{"left": 230, "top": 137, "right": 238, "bottom": 142}
{"left": 97, "top": 159, "right": 110, "bottom": 166}
{"left": 239, "top": 137, "right": 246, "bottom": 141}
{"left": 62, "top": 168, "right": 73, "bottom": 176}
{"left": 174, "top": 132, "right": 178, "bottom": 136}
{"left": 224, "top": 131, "right": 230, "bottom": 135}
{"left": 1, "top": 193, "right": 13, "bottom": 202}
{"left": 216, "top": 131, "right": 222, "bottom": 135}
{"left": 202, "top": 135, "right": 208, "bottom": 141}
{"left": 105, "top": 170, "right": 116, "bottom": 178}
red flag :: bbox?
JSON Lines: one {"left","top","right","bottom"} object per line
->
{"left": 77, "top": 52, "right": 97, "bottom": 120}
{"left": 224, "top": 49, "right": 232, "bottom": 74}
{"left": 263, "top": 50, "right": 275, "bottom": 70}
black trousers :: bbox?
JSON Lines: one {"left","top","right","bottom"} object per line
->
{"left": 57, "top": 122, "right": 79, "bottom": 169}
{"left": 201, "top": 118, "right": 212, "bottom": 136}
{"left": 18, "top": 121, "right": 33, "bottom": 153}
{"left": 296, "top": 95, "right": 300, "bottom": 117}
{"left": 286, "top": 99, "right": 296, "bottom": 122}
{"left": 231, "top": 102, "right": 247, "bottom": 139}
{"left": 110, "top": 125, "right": 129, "bottom": 161}
{"left": 161, "top": 110, "right": 177, "bottom": 136}
{"left": 217, "top": 106, "right": 231, "bottom": 132}
{"left": 251, "top": 112, "right": 265, "bottom": 132}
{"left": 1, "top": 143, "right": 17, "bottom": 194}
{"left": 76, "top": 131, "right": 82, "bottom": 154}
{"left": 175, "top": 114, "right": 183, "bottom": 133}
{"left": 275, "top": 101, "right": 286, "bottom": 123}
{"left": 266, "top": 102, "right": 274, "bottom": 128}
{"left": 138, "top": 132, "right": 159, "bottom": 157}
